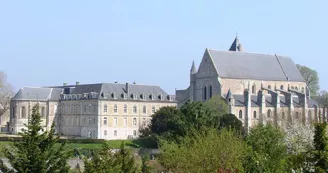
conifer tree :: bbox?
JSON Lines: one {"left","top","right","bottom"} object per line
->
{"left": 0, "top": 104, "right": 71, "bottom": 173}
{"left": 313, "top": 123, "right": 328, "bottom": 173}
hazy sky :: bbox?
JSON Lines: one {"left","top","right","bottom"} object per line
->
{"left": 0, "top": 0, "right": 327, "bottom": 94}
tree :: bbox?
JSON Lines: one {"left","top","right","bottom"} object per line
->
{"left": 0, "top": 71, "right": 13, "bottom": 109}
{"left": 84, "top": 142, "right": 139, "bottom": 173}
{"left": 245, "top": 124, "right": 288, "bottom": 172}
{"left": 296, "top": 64, "right": 320, "bottom": 96}
{"left": 203, "top": 95, "right": 228, "bottom": 116}
{"left": 140, "top": 155, "right": 152, "bottom": 173}
{"left": 159, "top": 127, "right": 247, "bottom": 173}
{"left": 0, "top": 104, "right": 71, "bottom": 173}
{"left": 312, "top": 123, "right": 328, "bottom": 173}
{"left": 219, "top": 113, "right": 242, "bottom": 133}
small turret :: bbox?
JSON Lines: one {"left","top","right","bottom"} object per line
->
{"left": 190, "top": 60, "right": 197, "bottom": 74}
{"left": 229, "top": 35, "right": 244, "bottom": 52}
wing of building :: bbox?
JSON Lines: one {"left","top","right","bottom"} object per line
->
{"left": 10, "top": 82, "right": 177, "bottom": 139}
{"left": 176, "top": 36, "right": 321, "bottom": 132}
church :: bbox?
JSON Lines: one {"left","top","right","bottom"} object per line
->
{"left": 176, "top": 36, "right": 321, "bottom": 132}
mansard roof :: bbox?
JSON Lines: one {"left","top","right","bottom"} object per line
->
{"left": 207, "top": 49, "right": 305, "bottom": 82}
{"left": 12, "top": 83, "right": 175, "bottom": 102}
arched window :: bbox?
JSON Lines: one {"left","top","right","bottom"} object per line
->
{"left": 301, "top": 87, "right": 305, "bottom": 92}
{"left": 114, "top": 104, "right": 118, "bottom": 113}
{"left": 133, "top": 105, "right": 137, "bottom": 113}
{"left": 114, "top": 130, "right": 117, "bottom": 136}
{"left": 12, "top": 106, "right": 16, "bottom": 118}
{"left": 41, "top": 107, "right": 46, "bottom": 117}
{"left": 295, "top": 111, "right": 299, "bottom": 119}
{"left": 267, "top": 109, "right": 272, "bottom": 118}
{"left": 239, "top": 110, "right": 243, "bottom": 119}
{"left": 252, "top": 84, "right": 256, "bottom": 94}
{"left": 124, "top": 104, "right": 127, "bottom": 113}
{"left": 209, "top": 85, "right": 213, "bottom": 98}
{"left": 103, "top": 117, "right": 107, "bottom": 125}
{"left": 295, "top": 87, "right": 298, "bottom": 91}
{"left": 124, "top": 117, "right": 127, "bottom": 126}
{"left": 104, "top": 104, "right": 107, "bottom": 112}
{"left": 133, "top": 118, "right": 137, "bottom": 126}
{"left": 253, "top": 111, "right": 257, "bottom": 119}
{"left": 21, "top": 106, "right": 26, "bottom": 118}
{"left": 104, "top": 130, "right": 107, "bottom": 136}
{"left": 133, "top": 130, "right": 137, "bottom": 136}
{"left": 143, "top": 105, "right": 147, "bottom": 114}
{"left": 291, "top": 86, "right": 295, "bottom": 90}
{"left": 114, "top": 117, "right": 118, "bottom": 126}
{"left": 203, "top": 86, "right": 207, "bottom": 101}
{"left": 268, "top": 85, "right": 272, "bottom": 90}
{"left": 280, "top": 85, "right": 284, "bottom": 90}
{"left": 308, "top": 110, "right": 312, "bottom": 122}
{"left": 152, "top": 106, "right": 156, "bottom": 113}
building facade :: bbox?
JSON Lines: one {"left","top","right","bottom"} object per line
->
{"left": 176, "top": 37, "right": 322, "bottom": 132}
{"left": 10, "top": 82, "right": 177, "bottom": 139}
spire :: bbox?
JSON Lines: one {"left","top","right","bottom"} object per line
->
{"left": 190, "top": 60, "right": 197, "bottom": 74}
{"left": 229, "top": 34, "right": 243, "bottom": 51}
{"left": 226, "top": 89, "right": 233, "bottom": 100}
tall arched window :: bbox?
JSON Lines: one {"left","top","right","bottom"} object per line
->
{"left": 203, "top": 86, "right": 207, "bottom": 101}
{"left": 268, "top": 85, "right": 272, "bottom": 90}
{"left": 143, "top": 105, "right": 147, "bottom": 114}
{"left": 267, "top": 109, "right": 272, "bottom": 118}
{"left": 133, "top": 118, "right": 137, "bottom": 126}
{"left": 114, "top": 104, "right": 118, "bottom": 113}
{"left": 21, "top": 106, "right": 26, "bottom": 118}
{"left": 114, "top": 130, "right": 117, "bottom": 136}
{"left": 291, "top": 86, "right": 295, "bottom": 90}
{"left": 133, "top": 130, "right": 137, "bottom": 136}
{"left": 239, "top": 110, "right": 243, "bottom": 119}
{"left": 280, "top": 85, "right": 284, "bottom": 90}
{"left": 104, "top": 104, "right": 108, "bottom": 113}
{"left": 253, "top": 111, "right": 257, "bottom": 119}
{"left": 308, "top": 110, "right": 312, "bottom": 122}
{"left": 103, "top": 117, "right": 107, "bottom": 125}
{"left": 252, "top": 84, "right": 256, "bottom": 94}
{"left": 209, "top": 85, "right": 213, "bottom": 98}
{"left": 124, "top": 104, "right": 127, "bottom": 113}
{"left": 133, "top": 105, "right": 137, "bottom": 113}
{"left": 295, "top": 87, "right": 298, "bottom": 91}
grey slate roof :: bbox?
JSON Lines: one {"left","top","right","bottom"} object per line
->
{"left": 13, "top": 87, "right": 54, "bottom": 101}
{"left": 207, "top": 49, "right": 305, "bottom": 82}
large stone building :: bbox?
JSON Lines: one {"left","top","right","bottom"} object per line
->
{"left": 176, "top": 37, "right": 321, "bottom": 132}
{"left": 9, "top": 82, "right": 177, "bottom": 139}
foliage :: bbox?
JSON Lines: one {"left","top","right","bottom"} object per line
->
{"left": 159, "top": 127, "right": 247, "bottom": 173}
{"left": 203, "top": 95, "right": 228, "bottom": 116}
{"left": 0, "top": 104, "right": 71, "bottom": 173}
{"left": 84, "top": 142, "right": 139, "bottom": 173}
{"left": 315, "top": 90, "right": 328, "bottom": 108}
{"left": 219, "top": 113, "right": 243, "bottom": 133}
{"left": 296, "top": 64, "right": 320, "bottom": 96}
{"left": 0, "top": 71, "right": 13, "bottom": 110}
{"left": 245, "top": 124, "right": 288, "bottom": 173}
{"left": 141, "top": 155, "right": 152, "bottom": 173}
{"left": 312, "top": 123, "right": 328, "bottom": 173}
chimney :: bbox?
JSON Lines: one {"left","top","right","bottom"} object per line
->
{"left": 63, "top": 83, "right": 67, "bottom": 86}
{"left": 126, "top": 83, "right": 129, "bottom": 94}
{"left": 76, "top": 81, "right": 80, "bottom": 85}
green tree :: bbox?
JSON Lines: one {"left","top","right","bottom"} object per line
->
{"left": 219, "top": 113, "right": 242, "bottom": 133}
{"left": 245, "top": 124, "right": 288, "bottom": 173}
{"left": 159, "top": 127, "right": 247, "bottom": 173}
{"left": 312, "top": 123, "right": 328, "bottom": 173}
{"left": 141, "top": 155, "right": 152, "bottom": 173}
{"left": 296, "top": 64, "right": 320, "bottom": 96}
{"left": 0, "top": 104, "right": 71, "bottom": 173}
{"left": 84, "top": 142, "right": 139, "bottom": 173}
{"left": 203, "top": 95, "right": 228, "bottom": 116}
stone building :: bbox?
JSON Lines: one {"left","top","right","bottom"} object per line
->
{"left": 9, "top": 82, "right": 177, "bottom": 139}
{"left": 176, "top": 36, "right": 321, "bottom": 132}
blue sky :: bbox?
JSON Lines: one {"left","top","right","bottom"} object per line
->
{"left": 0, "top": 0, "right": 327, "bottom": 94}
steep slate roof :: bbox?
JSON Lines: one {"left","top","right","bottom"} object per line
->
{"left": 13, "top": 87, "right": 54, "bottom": 101}
{"left": 207, "top": 49, "right": 305, "bottom": 82}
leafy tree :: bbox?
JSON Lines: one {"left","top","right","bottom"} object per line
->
{"left": 0, "top": 71, "right": 13, "bottom": 109}
{"left": 312, "top": 123, "right": 328, "bottom": 173}
{"left": 141, "top": 155, "right": 152, "bottom": 173}
{"left": 296, "top": 64, "right": 320, "bottom": 96}
{"left": 219, "top": 113, "right": 242, "bottom": 133}
{"left": 203, "top": 95, "right": 228, "bottom": 116}
{"left": 159, "top": 127, "right": 247, "bottom": 173}
{"left": 0, "top": 104, "right": 71, "bottom": 173}
{"left": 245, "top": 124, "right": 288, "bottom": 172}
{"left": 84, "top": 142, "right": 139, "bottom": 173}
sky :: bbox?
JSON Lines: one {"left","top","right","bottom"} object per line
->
{"left": 0, "top": 0, "right": 327, "bottom": 94}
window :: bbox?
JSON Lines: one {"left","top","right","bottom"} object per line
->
{"left": 295, "top": 87, "right": 298, "bottom": 91}
{"left": 203, "top": 86, "right": 207, "bottom": 101}
{"left": 114, "top": 104, "right": 118, "bottom": 113}
{"left": 84, "top": 105, "right": 87, "bottom": 112}
{"left": 124, "top": 117, "right": 127, "bottom": 127}
{"left": 88, "top": 117, "right": 91, "bottom": 125}
{"left": 133, "top": 130, "right": 137, "bottom": 136}
{"left": 267, "top": 109, "right": 272, "bottom": 118}
{"left": 239, "top": 110, "right": 242, "bottom": 119}
{"left": 104, "top": 130, "right": 107, "bottom": 136}
{"left": 71, "top": 106, "right": 74, "bottom": 114}
{"left": 302, "top": 87, "right": 305, "bottom": 92}
{"left": 291, "top": 86, "right": 295, "bottom": 90}
{"left": 282, "top": 112, "right": 285, "bottom": 120}
{"left": 133, "top": 94, "right": 137, "bottom": 100}
{"left": 41, "top": 107, "right": 46, "bottom": 117}
{"left": 21, "top": 106, "right": 26, "bottom": 118}
{"left": 76, "top": 117, "right": 79, "bottom": 125}
{"left": 114, "top": 117, "right": 118, "bottom": 126}
{"left": 295, "top": 111, "right": 299, "bottom": 119}
{"left": 88, "top": 105, "right": 91, "bottom": 112}
{"left": 143, "top": 118, "right": 146, "bottom": 126}
{"left": 93, "top": 118, "right": 96, "bottom": 124}
{"left": 143, "top": 105, "right": 147, "bottom": 114}
{"left": 133, "top": 118, "right": 137, "bottom": 126}
{"left": 133, "top": 105, "right": 137, "bottom": 113}
{"left": 253, "top": 111, "right": 257, "bottom": 119}
{"left": 114, "top": 130, "right": 117, "bottom": 136}
{"left": 103, "top": 117, "right": 107, "bottom": 125}
{"left": 93, "top": 105, "right": 96, "bottom": 112}
{"left": 12, "top": 106, "right": 16, "bottom": 118}
{"left": 104, "top": 104, "right": 108, "bottom": 112}
{"left": 66, "top": 106, "right": 69, "bottom": 113}
{"left": 124, "top": 104, "right": 127, "bottom": 113}
{"left": 280, "top": 85, "right": 284, "bottom": 90}
{"left": 152, "top": 106, "right": 156, "bottom": 113}
{"left": 268, "top": 85, "right": 272, "bottom": 90}
{"left": 308, "top": 110, "right": 312, "bottom": 122}
{"left": 252, "top": 84, "right": 256, "bottom": 94}
{"left": 209, "top": 85, "right": 213, "bottom": 98}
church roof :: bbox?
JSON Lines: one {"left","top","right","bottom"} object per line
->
{"left": 207, "top": 49, "right": 305, "bottom": 82}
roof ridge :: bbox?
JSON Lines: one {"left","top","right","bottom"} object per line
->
{"left": 208, "top": 48, "right": 290, "bottom": 58}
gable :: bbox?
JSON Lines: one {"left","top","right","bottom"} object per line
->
{"left": 196, "top": 49, "right": 219, "bottom": 78}
{"left": 208, "top": 49, "right": 305, "bottom": 82}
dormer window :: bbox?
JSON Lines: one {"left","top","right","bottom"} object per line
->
{"left": 140, "top": 94, "right": 146, "bottom": 100}
{"left": 72, "top": 94, "right": 76, "bottom": 100}
{"left": 149, "top": 94, "right": 154, "bottom": 100}
{"left": 112, "top": 93, "right": 117, "bottom": 99}
{"left": 132, "top": 94, "right": 137, "bottom": 100}
{"left": 158, "top": 94, "right": 164, "bottom": 101}
{"left": 76, "top": 94, "right": 80, "bottom": 100}
{"left": 122, "top": 93, "right": 127, "bottom": 99}
{"left": 167, "top": 95, "right": 174, "bottom": 101}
